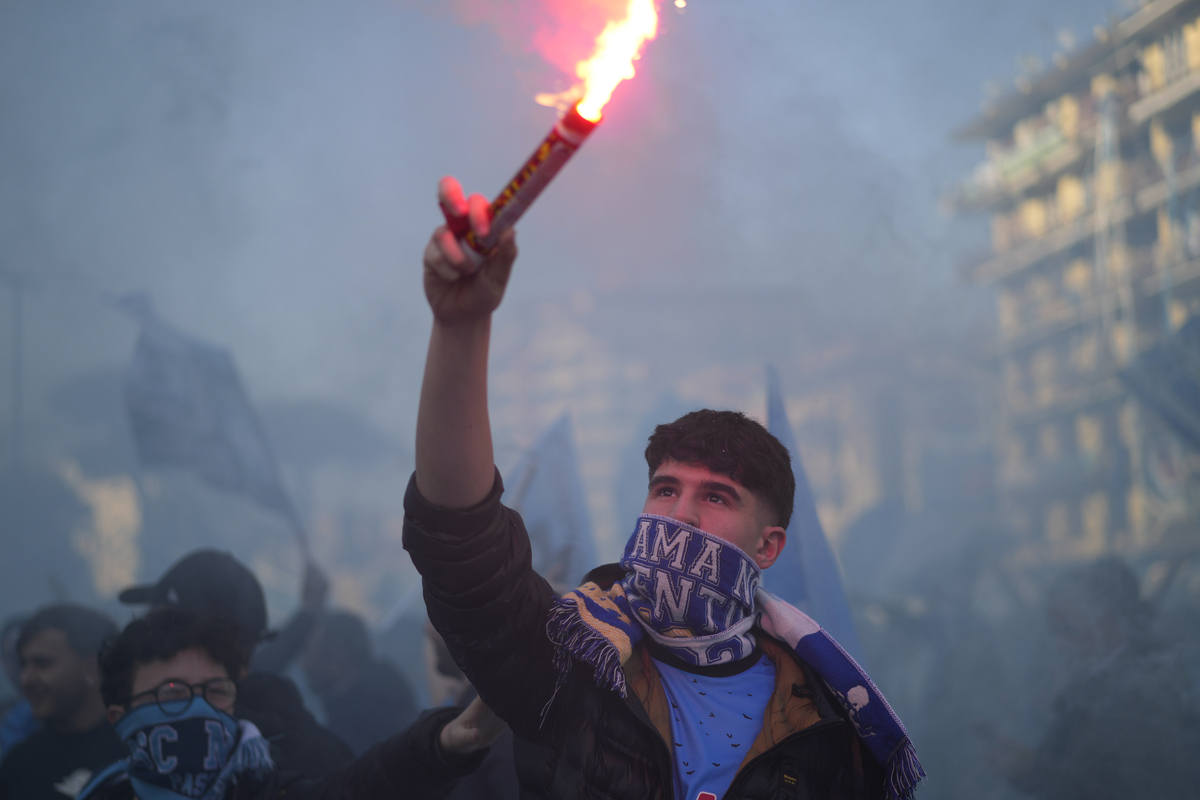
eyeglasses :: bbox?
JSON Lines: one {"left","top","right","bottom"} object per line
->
{"left": 128, "top": 677, "right": 237, "bottom": 716}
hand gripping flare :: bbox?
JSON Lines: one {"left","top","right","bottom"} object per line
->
{"left": 440, "top": 105, "right": 599, "bottom": 261}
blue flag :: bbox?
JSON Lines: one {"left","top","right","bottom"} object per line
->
{"left": 503, "top": 414, "right": 599, "bottom": 590}
{"left": 119, "top": 294, "right": 304, "bottom": 543}
{"left": 765, "top": 365, "right": 867, "bottom": 667}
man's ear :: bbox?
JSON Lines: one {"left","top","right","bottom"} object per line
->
{"left": 754, "top": 526, "right": 786, "bottom": 570}
{"left": 107, "top": 705, "right": 126, "bottom": 725}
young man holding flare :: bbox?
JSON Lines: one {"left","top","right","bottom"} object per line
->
{"left": 402, "top": 178, "right": 923, "bottom": 800}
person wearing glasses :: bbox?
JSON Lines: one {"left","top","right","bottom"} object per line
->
{"left": 117, "top": 550, "right": 356, "bottom": 779}
{"left": 76, "top": 607, "right": 505, "bottom": 800}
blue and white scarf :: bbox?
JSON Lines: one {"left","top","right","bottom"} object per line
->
{"left": 547, "top": 514, "right": 924, "bottom": 800}
{"left": 77, "top": 699, "right": 274, "bottom": 800}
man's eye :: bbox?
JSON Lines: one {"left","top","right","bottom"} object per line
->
{"left": 707, "top": 494, "right": 726, "bottom": 504}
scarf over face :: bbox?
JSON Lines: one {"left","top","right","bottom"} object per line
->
{"left": 77, "top": 698, "right": 273, "bottom": 800}
{"left": 547, "top": 514, "right": 925, "bottom": 800}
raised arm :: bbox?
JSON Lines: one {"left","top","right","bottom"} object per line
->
{"left": 415, "top": 176, "right": 517, "bottom": 509}
{"left": 406, "top": 177, "right": 563, "bottom": 740}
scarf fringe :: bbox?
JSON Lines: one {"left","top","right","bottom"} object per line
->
{"left": 884, "top": 738, "right": 926, "bottom": 800}
{"left": 210, "top": 721, "right": 274, "bottom": 798}
{"left": 542, "top": 596, "right": 628, "bottom": 726}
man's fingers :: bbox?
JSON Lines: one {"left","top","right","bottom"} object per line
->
{"left": 437, "top": 176, "right": 467, "bottom": 218}
{"left": 484, "top": 230, "right": 517, "bottom": 287}
{"left": 436, "top": 179, "right": 489, "bottom": 241}
{"left": 424, "top": 239, "right": 457, "bottom": 283}
{"left": 460, "top": 698, "right": 507, "bottom": 748}
{"left": 461, "top": 696, "right": 490, "bottom": 723}
{"left": 439, "top": 697, "right": 506, "bottom": 754}
{"left": 425, "top": 231, "right": 466, "bottom": 282}
{"left": 478, "top": 709, "right": 507, "bottom": 739}
{"left": 437, "top": 227, "right": 475, "bottom": 272}
{"left": 440, "top": 201, "right": 469, "bottom": 238}
{"left": 466, "top": 194, "right": 491, "bottom": 239}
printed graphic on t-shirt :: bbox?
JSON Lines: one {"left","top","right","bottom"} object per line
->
{"left": 655, "top": 654, "right": 775, "bottom": 800}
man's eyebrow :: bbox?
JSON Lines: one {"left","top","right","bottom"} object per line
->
{"left": 648, "top": 475, "right": 680, "bottom": 489}
{"left": 699, "top": 480, "right": 742, "bottom": 504}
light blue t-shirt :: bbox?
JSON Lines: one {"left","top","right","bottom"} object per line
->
{"left": 654, "top": 653, "right": 776, "bottom": 800}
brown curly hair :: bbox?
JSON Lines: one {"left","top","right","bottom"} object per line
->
{"left": 645, "top": 409, "right": 795, "bottom": 529}
{"left": 98, "top": 607, "right": 244, "bottom": 708}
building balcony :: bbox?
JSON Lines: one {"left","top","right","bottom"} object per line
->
{"left": 948, "top": 130, "right": 1088, "bottom": 213}
{"left": 1142, "top": 251, "right": 1200, "bottom": 294}
{"left": 995, "top": 252, "right": 1156, "bottom": 352}
{"left": 967, "top": 157, "right": 1200, "bottom": 284}
{"left": 1130, "top": 65, "right": 1200, "bottom": 124}
{"left": 990, "top": 248, "right": 1200, "bottom": 354}
{"left": 1004, "top": 376, "right": 1125, "bottom": 428}
{"left": 969, "top": 207, "right": 1123, "bottom": 284}
{"left": 999, "top": 451, "right": 1119, "bottom": 496}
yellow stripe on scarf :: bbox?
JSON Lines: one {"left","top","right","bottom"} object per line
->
{"left": 572, "top": 582, "right": 635, "bottom": 666}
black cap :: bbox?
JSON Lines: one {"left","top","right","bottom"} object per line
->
{"left": 119, "top": 550, "right": 268, "bottom": 647}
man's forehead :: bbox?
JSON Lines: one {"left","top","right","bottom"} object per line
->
{"left": 21, "top": 627, "right": 70, "bottom": 656}
{"left": 650, "top": 459, "right": 747, "bottom": 488}
{"left": 136, "top": 647, "right": 227, "bottom": 683}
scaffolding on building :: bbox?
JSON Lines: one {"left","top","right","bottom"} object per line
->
{"left": 949, "top": 0, "right": 1200, "bottom": 566}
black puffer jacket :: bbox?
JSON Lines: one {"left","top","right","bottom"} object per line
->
{"left": 403, "top": 472, "right": 884, "bottom": 800}
{"left": 237, "top": 672, "right": 355, "bottom": 778}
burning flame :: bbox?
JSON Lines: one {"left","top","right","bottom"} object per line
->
{"left": 539, "top": 0, "right": 659, "bottom": 122}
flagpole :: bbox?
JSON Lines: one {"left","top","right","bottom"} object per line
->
{"left": 4, "top": 272, "right": 23, "bottom": 473}
{"left": 765, "top": 364, "right": 868, "bottom": 668}
{"left": 10, "top": 277, "right": 21, "bottom": 472}
{"left": 282, "top": 498, "right": 312, "bottom": 562}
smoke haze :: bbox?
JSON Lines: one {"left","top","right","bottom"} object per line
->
{"left": 11, "top": 2, "right": 1198, "bottom": 797}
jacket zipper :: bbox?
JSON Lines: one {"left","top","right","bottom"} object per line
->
{"left": 719, "top": 717, "right": 846, "bottom": 800}
{"left": 621, "top": 687, "right": 677, "bottom": 797}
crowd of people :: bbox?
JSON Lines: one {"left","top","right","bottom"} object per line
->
{"left": 4, "top": 548, "right": 1197, "bottom": 800}
{"left": 0, "top": 548, "right": 507, "bottom": 800}
{"left": 2, "top": 177, "right": 1198, "bottom": 800}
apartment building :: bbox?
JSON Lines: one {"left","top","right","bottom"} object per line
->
{"left": 950, "top": 0, "right": 1200, "bottom": 565}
